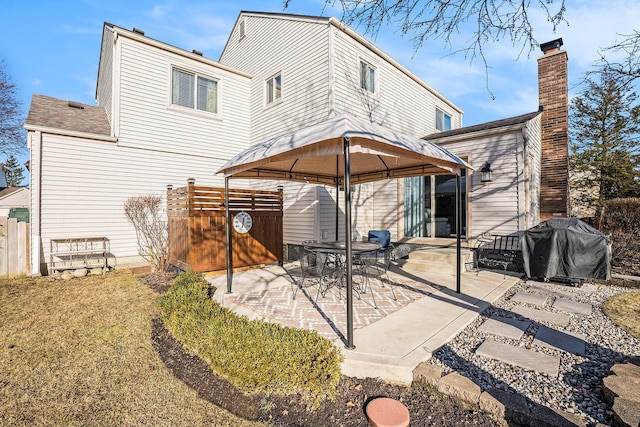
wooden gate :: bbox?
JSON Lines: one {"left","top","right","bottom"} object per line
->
{"left": 0, "top": 217, "right": 30, "bottom": 277}
{"left": 167, "top": 182, "right": 283, "bottom": 272}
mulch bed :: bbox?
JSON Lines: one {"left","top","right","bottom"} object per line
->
{"left": 142, "top": 272, "right": 500, "bottom": 426}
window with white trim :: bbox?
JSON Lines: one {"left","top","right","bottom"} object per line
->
{"left": 436, "top": 108, "right": 451, "bottom": 131}
{"left": 360, "top": 60, "right": 376, "bottom": 93}
{"left": 239, "top": 18, "right": 246, "bottom": 40}
{"left": 266, "top": 73, "right": 282, "bottom": 105}
{"left": 171, "top": 67, "right": 218, "bottom": 114}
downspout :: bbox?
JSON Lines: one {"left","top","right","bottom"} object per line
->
{"left": 522, "top": 128, "right": 531, "bottom": 229}
{"left": 327, "top": 21, "right": 335, "bottom": 118}
{"left": 29, "top": 131, "right": 42, "bottom": 276}
{"left": 515, "top": 130, "right": 523, "bottom": 230}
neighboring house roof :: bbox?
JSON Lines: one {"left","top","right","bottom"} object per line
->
{"left": 0, "top": 187, "right": 23, "bottom": 199}
{"left": 24, "top": 94, "right": 112, "bottom": 137}
{"left": 424, "top": 111, "right": 541, "bottom": 142}
{"left": 0, "top": 187, "right": 29, "bottom": 210}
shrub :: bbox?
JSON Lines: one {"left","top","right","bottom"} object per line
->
{"left": 123, "top": 194, "right": 168, "bottom": 272}
{"left": 595, "top": 198, "right": 640, "bottom": 276}
{"left": 157, "top": 271, "right": 343, "bottom": 407}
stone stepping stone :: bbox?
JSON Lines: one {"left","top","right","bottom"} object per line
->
{"left": 476, "top": 339, "right": 560, "bottom": 377}
{"left": 577, "top": 283, "right": 599, "bottom": 293}
{"left": 510, "top": 292, "right": 549, "bottom": 307}
{"left": 527, "top": 285, "right": 575, "bottom": 299}
{"left": 532, "top": 325, "right": 586, "bottom": 356}
{"left": 552, "top": 297, "right": 592, "bottom": 315}
{"left": 512, "top": 306, "right": 570, "bottom": 327}
{"left": 478, "top": 316, "right": 531, "bottom": 340}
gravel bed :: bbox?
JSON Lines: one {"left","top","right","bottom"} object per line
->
{"left": 429, "top": 279, "right": 640, "bottom": 427}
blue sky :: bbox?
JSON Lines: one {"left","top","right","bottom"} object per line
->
{"left": 2, "top": 0, "right": 639, "bottom": 181}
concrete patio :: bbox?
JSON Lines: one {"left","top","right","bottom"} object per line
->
{"left": 206, "top": 262, "right": 522, "bottom": 384}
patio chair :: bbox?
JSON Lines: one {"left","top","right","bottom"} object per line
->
{"left": 358, "top": 244, "right": 396, "bottom": 301}
{"left": 285, "top": 242, "right": 324, "bottom": 300}
{"left": 351, "top": 255, "right": 378, "bottom": 309}
{"left": 362, "top": 230, "right": 396, "bottom": 301}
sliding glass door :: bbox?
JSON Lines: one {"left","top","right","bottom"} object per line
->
{"left": 404, "top": 169, "right": 467, "bottom": 239}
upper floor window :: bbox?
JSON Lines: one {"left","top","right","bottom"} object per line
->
{"left": 360, "top": 60, "right": 376, "bottom": 93}
{"left": 239, "top": 18, "right": 246, "bottom": 40}
{"left": 171, "top": 67, "right": 218, "bottom": 114}
{"left": 436, "top": 108, "right": 451, "bottom": 131}
{"left": 266, "top": 72, "right": 282, "bottom": 105}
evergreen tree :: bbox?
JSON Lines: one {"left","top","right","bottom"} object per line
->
{"left": 4, "top": 154, "right": 24, "bottom": 187}
{"left": 570, "top": 70, "right": 640, "bottom": 210}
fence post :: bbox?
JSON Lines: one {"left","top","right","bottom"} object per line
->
{"left": 0, "top": 217, "right": 7, "bottom": 276}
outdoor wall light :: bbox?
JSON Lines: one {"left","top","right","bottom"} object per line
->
{"left": 480, "top": 162, "right": 493, "bottom": 182}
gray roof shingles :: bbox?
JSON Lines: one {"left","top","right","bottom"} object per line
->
{"left": 0, "top": 187, "right": 23, "bottom": 198}
{"left": 423, "top": 111, "right": 541, "bottom": 141}
{"left": 25, "top": 94, "right": 111, "bottom": 136}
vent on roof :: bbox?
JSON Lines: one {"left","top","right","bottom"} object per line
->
{"left": 68, "top": 101, "right": 85, "bottom": 110}
{"left": 132, "top": 27, "right": 145, "bottom": 35}
{"left": 192, "top": 49, "right": 203, "bottom": 56}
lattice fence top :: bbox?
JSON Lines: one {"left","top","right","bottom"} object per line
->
{"left": 167, "top": 185, "right": 282, "bottom": 217}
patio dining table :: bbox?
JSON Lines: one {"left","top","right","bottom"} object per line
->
{"left": 303, "top": 241, "right": 381, "bottom": 307}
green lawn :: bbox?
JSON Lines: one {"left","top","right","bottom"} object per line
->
{"left": 0, "top": 271, "right": 264, "bottom": 426}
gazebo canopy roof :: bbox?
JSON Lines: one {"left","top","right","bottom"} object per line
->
{"left": 217, "top": 114, "right": 471, "bottom": 185}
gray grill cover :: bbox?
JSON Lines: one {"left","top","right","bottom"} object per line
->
{"left": 521, "top": 218, "right": 610, "bottom": 280}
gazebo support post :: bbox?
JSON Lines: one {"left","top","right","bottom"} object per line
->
{"left": 225, "top": 177, "right": 233, "bottom": 294}
{"left": 456, "top": 173, "right": 461, "bottom": 294}
{"left": 336, "top": 155, "right": 340, "bottom": 242}
{"left": 344, "top": 137, "right": 355, "bottom": 349}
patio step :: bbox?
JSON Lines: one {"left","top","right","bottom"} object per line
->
{"left": 399, "top": 247, "right": 473, "bottom": 275}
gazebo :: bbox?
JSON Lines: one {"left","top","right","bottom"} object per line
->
{"left": 217, "top": 114, "right": 471, "bottom": 348}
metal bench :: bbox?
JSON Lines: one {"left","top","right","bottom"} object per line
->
{"left": 49, "top": 237, "right": 108, "bottom": 276}
{"left": 471, "top": 232, "right": 520, "bottom": 277}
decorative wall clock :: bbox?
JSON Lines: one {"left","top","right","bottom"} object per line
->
{"left": 233, "top": 211, "right": 253, "bottom": 234}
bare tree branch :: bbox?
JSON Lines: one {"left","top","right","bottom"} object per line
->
{"left": 0, "top": 60, "right": 26, "bottom": 158}
{"left": 284, "top": 0, "right": 568, "bottom": 97}
{"left": 597, "top": 30, "right": 640, "bottom": 90}
{"left": 124, "top": 194, "right": 168, "bottom": 272}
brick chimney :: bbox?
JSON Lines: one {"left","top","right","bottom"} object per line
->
{"left": 538, "top": 38, "right": 570, "bottom": 220}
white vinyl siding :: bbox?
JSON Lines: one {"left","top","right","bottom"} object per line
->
{"left": 115, "top": 36, "right": 250, "bottom": 157}
{"left": 220, "top": 14, "right": 331, "bottom": 143}
{"left": 96, "top": 27, "right": 114, "bottom": 126}
{"left": 438, "top": 127, "right": 539, "bottom": 239}
{"left": 525, "top": 115, "right": 542, "bottom": 227}
{"left": 34, "top": 132, "right": 235, "bottom": 267}
{"left": 220, "top": 14, "right": 462, "bottom": 245}
{"left": 319, "top": 181, "right": 398, "bottom": 243}
{"left": 331, "top": 26, "right": 461, "bottom": 136}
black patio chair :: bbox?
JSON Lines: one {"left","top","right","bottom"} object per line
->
{"left": 359, "top": 244, "right": 396, "bottom": 301}
{"left": 285, "top": 242, "right": 323, "bottom": 300}
{"left": 353, "top": 230, "right": 396, "bottom": 301}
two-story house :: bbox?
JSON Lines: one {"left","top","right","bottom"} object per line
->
{"left": 25, "top": 11, "right": 567, "bottom": 275}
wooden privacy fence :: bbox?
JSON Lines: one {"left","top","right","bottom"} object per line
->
{"left": 167, "top": 182, "right": 283, "bottom": 272}
{"left": 0, "top": 217, "right": 30, "bottom": 277}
